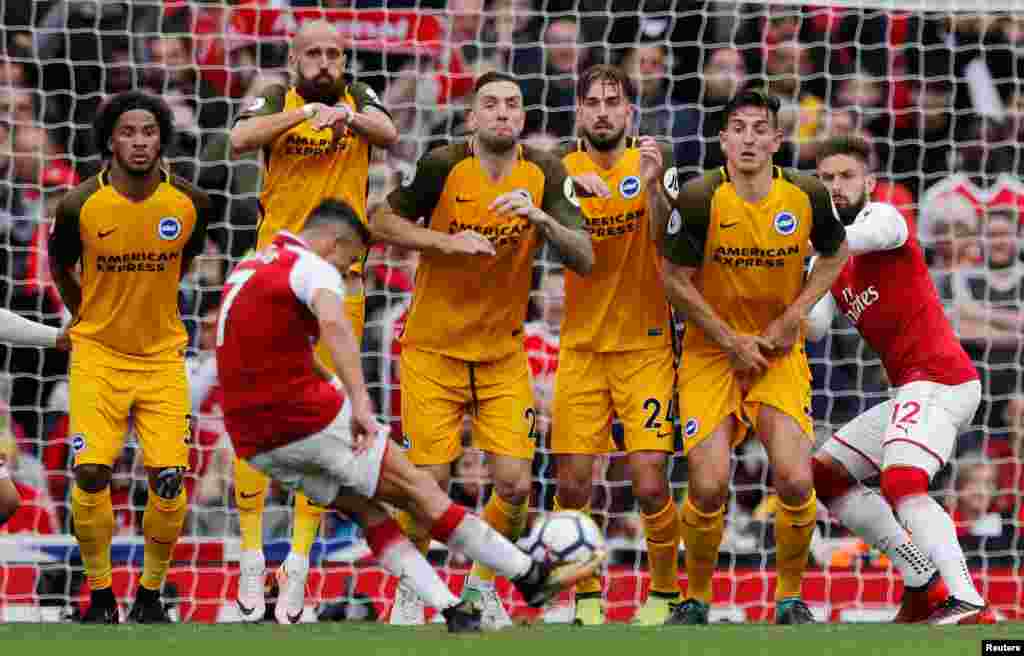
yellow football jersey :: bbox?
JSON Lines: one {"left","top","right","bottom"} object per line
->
{"left": 663, "top": 166, "right": 845, "bottom": 353}
{"left": 237, "top": 82, "right": 387, "bottom": 249}
{"left": 388, "top": 142, "right": 583, "bottom": 362}
{"left": 49, "top": 169, "right": 211, "bottom": 368}
{"left": 560, "top": 137, "right": 674, "bottom": 352}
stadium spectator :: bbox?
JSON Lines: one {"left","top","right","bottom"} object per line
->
{"left": 947, "top": 453, "right": 1009, "bottom": 546}
{"left": 920, "top": 193, "right": 982, "bottom": 274}
{"left": 986, "top": 395, "right": 1024, "bottom": 517}
{"left": 522, "top": 17, "right": 585, "bottom": 138}
{"left": 142, "top": 26, "right": 232, "bottom": 133}
{"left": 620, "top": 41, "right": 678, "bottom": 138}
{"left": 674, "top": 46, "right": 747, "bottom": 173}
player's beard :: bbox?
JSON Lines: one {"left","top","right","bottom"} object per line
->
{"left": 296, "top": 70, "right": 341, "bottom": 105}
{"left": 836, "top": 193, "right": 867, "bottom": 226}
{"left": 476, "top": 129, "right": 518, "bottom": 154}
{"left": 583, "top": 123, "right": 626, "bottom": 152}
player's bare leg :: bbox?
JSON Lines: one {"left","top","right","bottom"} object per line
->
{"left": 390, "top": 462, "right": 448, "bottom": 626}
{"left": 628, "top": 450, "right": 680, "bottom": 625}
{"left": 758, "top": 405, "right": 817, "bottom": 625}
{"left": 461, "top": 452, "right": 531, "bottom": 629}
{"left": 373, "top": 444, "right": 604, "bottom": 610}
{"left": 667, "top": 417, "right": 732, "bottom": 626}
{"left": 813, "top": 453, "right": 947, "bottom": 622}
{"left": 553, "top": 452, "right": 602, "bottom": 625}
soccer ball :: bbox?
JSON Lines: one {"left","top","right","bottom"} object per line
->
{"left": 521, "top": 511, "right": 605, "bottom": 565}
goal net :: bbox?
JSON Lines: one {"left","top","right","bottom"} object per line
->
{"left": 0, "top": 0, "right": 1021, "bottom": 624}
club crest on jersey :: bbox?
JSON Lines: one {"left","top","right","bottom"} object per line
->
{"left": 619, "top": 176, "right": 641, "bottom": 199}
{"left": 158, "top": 217, "right": 182, "bottom": 241}
{"left": 667, "top": 209, "right": 682, "bottom": 235}
{"left": 71, "top": 433, "right": 86, "bottom": 453}
{"left": 774, "top": 211, "right": 797, "bottom": 236}
{"left": 563, "top": 176, "right": 580, "bottom": 207}
{"left": 684, "top": 418, "right": 699, "bottom": 438}
{"left": 513, "top": 188, "right": 532, "bottom": 203}
{"left": 663, "top": 166, "right": 680, "bottom": 200}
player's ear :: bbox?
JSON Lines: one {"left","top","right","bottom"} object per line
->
{"left": 865, "top": 173, "right": 877, "bottom": 196}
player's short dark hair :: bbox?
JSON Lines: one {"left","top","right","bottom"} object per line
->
{"left": 305, "top": 199, "right": 370, "bottom": 245}
{"left": 93, "top": 90, "right": 175, "bottom": 159}
{"left": 473, "top": 71, "right": 521, "bottom": 97}
{"left": 816, "top": 135, "right": 875, "bottom": 168}
{"left": 576, "top": 64, "right": 635, "bottom": 105}
{"left": 723, "top": 87, "right": 781, "bottom": 129}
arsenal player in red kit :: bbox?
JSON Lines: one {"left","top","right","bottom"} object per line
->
{"left": 215, "top": 199, "right": 602, "bottom": 631}
{"left": 807, "top": 137, "right": 995, "bottom": 625}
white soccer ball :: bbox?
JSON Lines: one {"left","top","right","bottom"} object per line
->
{"left": 521, "top": 511, "right": 605, "bottom": 565}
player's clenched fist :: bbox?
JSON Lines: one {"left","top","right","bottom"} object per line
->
{"left": 442, "top": 229, "right": 496, "bottom": 256}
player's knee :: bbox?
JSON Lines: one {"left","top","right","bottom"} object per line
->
{"left": 555, "top": 470, "right": 591, "bottom": 510}
{"left": 493, "top": 474, "right": 531, "bottom": 507}
{"left": 688, "top": 477, "right": 729, "bottom": 512}
{"left": 74, "top": 464, "right": 112, "bottom": 493}
{"left": 880, "top": 466, "right": 930, "bottom": 509}
{"left": 811, "top": 456, "right": 856, "bottom": 506}
{"left": 150, "top": 466, "right": 185, "bottom": 500}
{"left": 632, "top": 477, "right": 670, "bottom": 513}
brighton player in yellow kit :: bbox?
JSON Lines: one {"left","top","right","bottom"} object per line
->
{"left": 659, "top": 89, "right": 848, "bottom": 625}
{"left": 372, "top": 71, "right": 593, "bottom": 629}
{"left": 228, "top": 19, "right": 397, "bottom": 623}
{"left": 49, "top": 91, "right": 213, "bottom": 623}
{"left": 552, "top": 65, "right": 680, "bottom": 625}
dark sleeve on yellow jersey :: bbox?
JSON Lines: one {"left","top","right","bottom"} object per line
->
{"left": 524, "top": 145, "right": 584, "bottom": 230}
{"left": 656, "top": 139, "right": 680, "bottom": 199}
{"left": 348, "top": 81, "right": 391, "bottom": 118}
{"left": 171, "top": 176, "right": 213, "bottom": 260}
{"left": 661, "top": 170, "right": 724, "bottom": 267}
{"left": 234, "top": 84, "right": 288, "bottom": 124}
{"left": 48, "top": 177, "right": 99, "bottom": 269}
{"left": 784, "top": 169, "right": 846, "bottom": 256}
{"left": 386, "top": 144, "right": 466, "bottom": 221}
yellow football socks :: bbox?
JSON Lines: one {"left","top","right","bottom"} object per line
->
{"left": 468, "top": 492, "right": 528, "bottom": 584}
{"left": 642, "top": 497, "right": 682, "bottom": 596}
{"left": 291, "top": 493, "right": 326, "bottom": 556}
{"left": 679, "top": 495, "right": 724, "bottom": 604}
{"left": 774, "top": 490, "right": 817, "bottom": 601}
{"left": 71, "top": 485, "right": 115, "bottom": 591}
{"left": 234, "top": 458, "right": 267, "bottom": 552}
{"left": 140, "top": 488, "right": 187, "bottom": 591}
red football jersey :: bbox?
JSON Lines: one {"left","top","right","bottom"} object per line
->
{"left": 831, "top": 202, "right": 978, "bottom": 387}
{"left": 216, "top": 232, "right": 345, "bottom": 459}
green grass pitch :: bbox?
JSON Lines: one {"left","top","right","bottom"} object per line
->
{"left": 2, "top": 622, "right": 1022, "bottom": 656}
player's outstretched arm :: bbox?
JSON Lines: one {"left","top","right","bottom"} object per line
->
{"left": 0, "top": 308, "right": 60, "bottom": 348}
{"left": 369, "top": 207, "right": 495, "bottom": 256}
{"left": 310, "top": 287, "right": 381, "bottom": 449}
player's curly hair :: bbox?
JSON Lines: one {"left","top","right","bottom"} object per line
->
{"left": 93, "top": 90, "right": 175, "bottom": 159}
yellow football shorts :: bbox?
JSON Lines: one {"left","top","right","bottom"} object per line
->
{"left": 69, "top": 352, "right": 191, "bottom": 469}
{"left": 400, "top": 347, "right": 537, "bottom": 466}
{"left": 551, "top": 347, "right": 676, "bottom": 455}
{"left": 678, "top": 343, "right": 813, "bottom": 454}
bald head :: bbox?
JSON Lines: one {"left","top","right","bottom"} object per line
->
{"left": 293, "top": 20, "right": 341, "bottom": 53}
{"left": 291, "top": 19, "right": 346, "bottom": 104}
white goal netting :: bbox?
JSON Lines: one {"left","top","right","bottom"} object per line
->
{"left": 0, "top": 0, "right": 1021, "bottom": 624}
